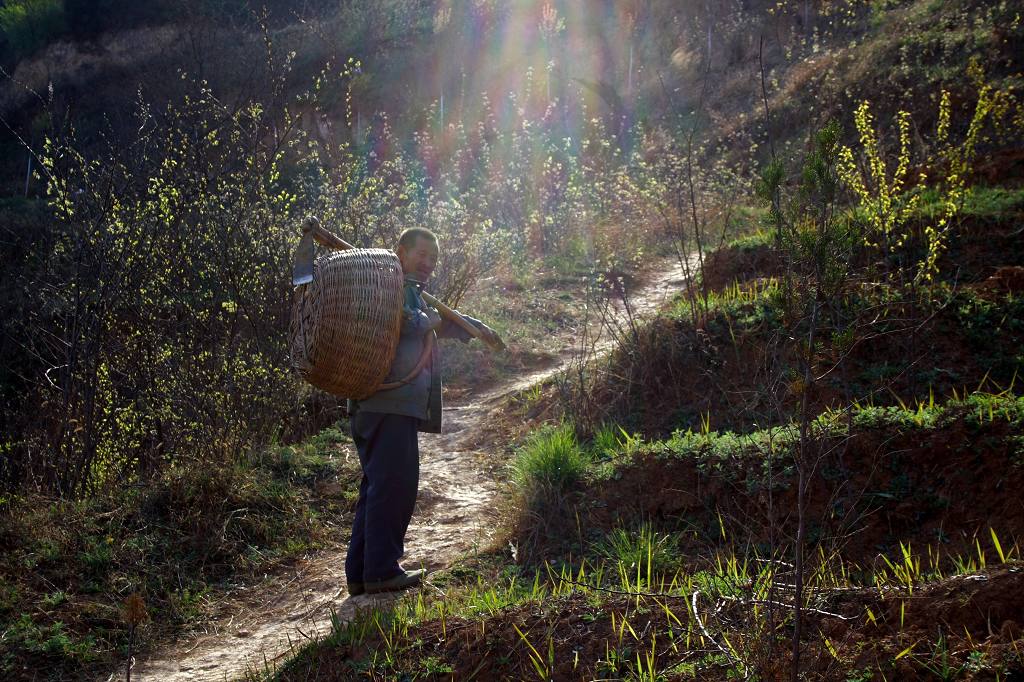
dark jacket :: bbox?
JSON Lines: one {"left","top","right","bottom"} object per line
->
{"left": 352, "top": 278, "right": 479, "bottom": 433}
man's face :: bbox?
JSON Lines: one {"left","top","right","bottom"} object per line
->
{"left": 397, "top": 236, "right": 439, "bottom": 283}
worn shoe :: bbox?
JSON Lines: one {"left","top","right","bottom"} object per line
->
{"left": 347, "top": 581, "right": 365, "bottom": 596}
{"left": 364, "top": 569, "right": 426, "bottom": 594}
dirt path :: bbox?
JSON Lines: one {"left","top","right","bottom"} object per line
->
{"left": 124, "top": 258, "right": 689, "bottom": 682}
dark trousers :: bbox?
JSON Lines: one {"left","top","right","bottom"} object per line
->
{"left": 345, "top": 411, "right": 420, "bottom": 583}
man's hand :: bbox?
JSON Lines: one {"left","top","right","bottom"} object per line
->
{"left": 435, "top": 312, "right": 504, "bottom": 350}
{"left": 402, "top": 306, "right": 443, "bottom": 336}
{"left": 424, "top": 306, "right": 443, "bottom": 331}
{"left": 475, "top": 321, "right": 505, "bottom": 351}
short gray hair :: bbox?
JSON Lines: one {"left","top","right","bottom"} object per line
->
{"left": 397, "top": 227, "right": 438, "bottom": 250}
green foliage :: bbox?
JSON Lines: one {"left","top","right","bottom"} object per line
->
{"left": 7, "top": 54, "right": 342, "bottom": 495}
{"left": 838, "top": 66, "right": 1023, "bottom": 281}
{"left": 914, "top": 185, "right": 1024, "bottom": 221}
{"left": 2, "top": 2, "right": 1022, "bottom": 679}
{"left": 3, "top": 0, "right": 684, "bottom": 498}
{"left": 0, "top": 0, "right": 64, "bottom": 59}
{"left": 80, "top": 538, "right": 113, "bottom": 577}
{"left": 261, "top": 426, "right": 351, "bottom": 485}
{"left": 0, "top": 580, "right": 19, "bottom": 615}
{"left": 271, "top": 383, "right": 1024, "bottom": 679}
{"left": 594, "top": 523, "right": 679, "bottom": 579}
{"left": 0, "top": 424, "right": 358, "bottom": 679}
{"left": 1, "top": 613, "right": 98, "bottom": 669}
{"left": 889, "top": 2, "right": 1024, "bottom": 86}
{"left": 593, "top": 423, "right": 649, "bottom": 461}
{"left": 760, "top": 120, "right": 855, "bottom": 319}
{"left": 40, "top": 96, "right": 296, "bottom": 491}
{"left": 724, "top": 229, "right": 773, "bottom": 253}
{"left": 852, "top": 404, "right": 940, "bottom": 430}
{"left": 591, "top": 422, "right": 624, "bottom": 458}
{"left": 751, "top": 118, "right": 859, "bottom": 541}
{"left": 954, "top": 290, "right": 1024, "bottom": 379}
{"left": 40, "top": 590, "right": 67, "bottom": 608}
{"left": 512, "top": 422, "right": 589, "bottom": 495}
{"left": 838, "top": 102, "right": 917, "bottom": 255}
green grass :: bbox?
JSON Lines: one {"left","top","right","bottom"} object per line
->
{"left": 647, "top": 392, "right": 1024, "bottom": 463}
{"left": 0, "top": 426, "right": 360, "bottom": 680}
{"left": 270, "top": 382, "right": 1015, "bottom": 675}
{"left": 590, "top": 422, "right": 645, "bottom": 462}
{"left": 724, "top": 229, "right": 774, "bottom": 253}
{"left": 591, "top": 422, "right": 623, "bottom": 458}
{"left": 511, "top": 422, "right": 590, "bottom": 497}
{"left": 623, "top": 265, "right": 1023, "bottom": 436}
{"left": 267, "top": 386, "right": 1024, "bottom": 678}
{"left": 594, "top": 523, "right": 680, "bottom": 581}
{"left": 268, "top": 509, "right": 1023, "bottom": 681}
{"left": 914, "top": 186, "right": 1024, "bottom": 221}
{"left": 668, "top": 273, "right": 781, "bottom": 324}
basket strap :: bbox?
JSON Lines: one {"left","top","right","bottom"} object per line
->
{"left": 376, "top": 332, "right": 435, "bottom": 391}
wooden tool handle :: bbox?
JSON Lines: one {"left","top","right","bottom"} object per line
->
{"left": 301, "top": 216, "right": 505, "bottom": 351}
{"left": 304, "top": 215, "right": 354, "bottom": 250}
{"left": 421, "top": 290, "right": 505, "bottom": 351}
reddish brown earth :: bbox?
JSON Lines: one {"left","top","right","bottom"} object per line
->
{"left": 574, "top": 411, "right": 1024, "bottom": 567}
{"left": 814, "top": 568, "right": 1024, "bottom": 680}
{"left": 276, "top": 567, "right": 1024, "bottom": 681}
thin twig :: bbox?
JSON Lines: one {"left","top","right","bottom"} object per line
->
{"left": 692, "top": 590, "right": 749, "bottom": 679}
{"left": 716, "top": 594, "right": 854, "bottom": 621}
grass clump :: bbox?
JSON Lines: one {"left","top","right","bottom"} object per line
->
{"left": 591, "top": 422, "right": 626, "bottom": 458}
{"left": 590, "top": 422, "right": 644, "bottom": 460}
{"left": 594, "top": 523, "right": 680, "bottom": 580}
{"left": 725, "top": 229, "right": 774, "bottom": 253}
{"left": 511, "top": 422, "right": 589, "bottom": 497}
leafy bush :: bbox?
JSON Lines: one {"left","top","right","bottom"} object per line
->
{"left": 0, "top": 0, "right": 64, "bottom": 60}
{"left": 0, "top": 426, "right": 357, "bottom": 679}
{"left": 13, "top": 83, "right": 301, "bottom": 496}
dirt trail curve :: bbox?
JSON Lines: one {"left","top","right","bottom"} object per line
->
{"left": 124, "top": 259, "right": 688, "bottom": 682}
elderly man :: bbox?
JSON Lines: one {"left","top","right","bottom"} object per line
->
{"left": 345, "top": 227, "right": 495, "bottom": 595}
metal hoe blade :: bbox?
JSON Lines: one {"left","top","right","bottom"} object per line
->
{"left": 292, "top": 228, "right": 315, "bottom": 286}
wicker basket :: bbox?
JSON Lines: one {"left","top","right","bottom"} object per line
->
{"left": 289, "top": 248, "right": 404, "bottom": 398}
